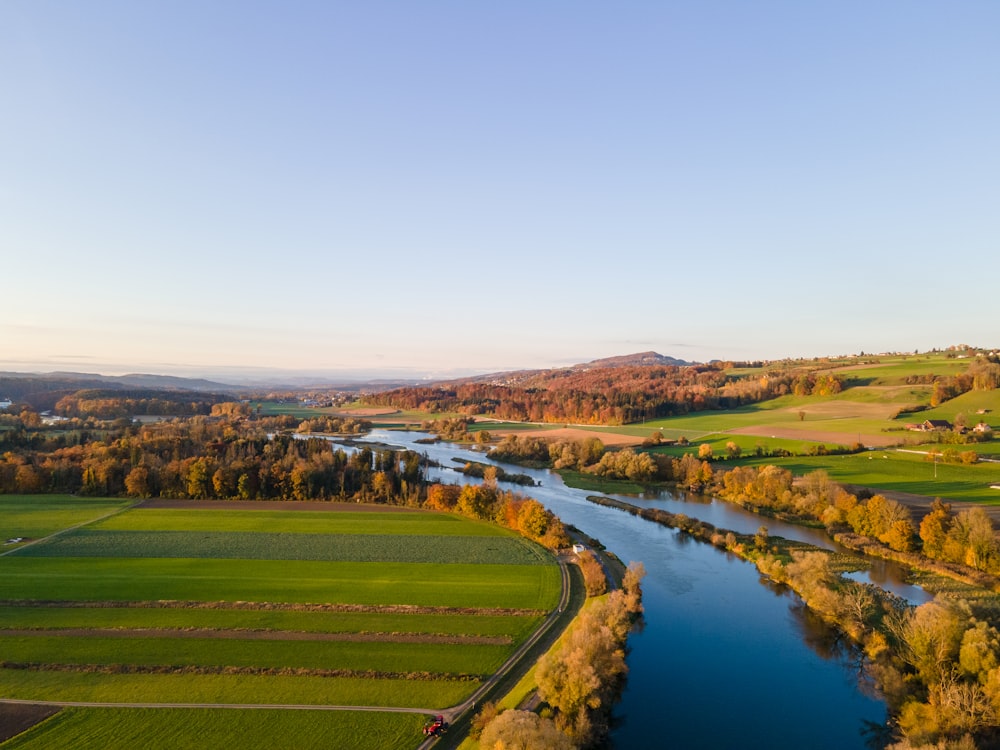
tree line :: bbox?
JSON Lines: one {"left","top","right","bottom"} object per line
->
{"left": 54, "top": 389, "right": 235, "bottom": 418}
{"left": 0, "top": 412, "right": 422, "bottom": 503}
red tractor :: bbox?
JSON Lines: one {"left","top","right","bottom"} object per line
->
{"left": 422, "top": 715, "right": 448, "bottom": 736}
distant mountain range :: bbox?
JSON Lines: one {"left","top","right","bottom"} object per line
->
{"left": 0, "top": 353, "right": 693, "bottom": 403}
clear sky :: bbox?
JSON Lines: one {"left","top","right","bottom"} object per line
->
{"left": 3, "top": 2, "right": 998, "bottom": 380}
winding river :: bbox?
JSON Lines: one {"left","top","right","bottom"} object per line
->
{"left": 344, "top": 430, "right": 911, "bottom": 748}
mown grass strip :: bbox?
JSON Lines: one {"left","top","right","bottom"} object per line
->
{"left": 93, "top": 508, "right": 509, "bottom": 537}
{"left": 0, "top": 668, "right": 474, "bottom": 708}
{"left": 0, "top": 707, "right": 427, "bottom": 750}
{"left": 0, "top": 606, "right": 541, "bottom": 640}
{"left": 1, "top": 635, "right": 510, "bottom": 674}
{"left": 15, "top": 530, "right": 549, "bottom": 565}
{"left": 0, "top": 558, "right": 562, "bottom": 610}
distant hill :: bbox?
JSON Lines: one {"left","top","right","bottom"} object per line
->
{"left": 0, "top": 371, "right": 241, "bottom": 411}
{"left": 575, "top": 351, "right": 692, "bottom": 368}
{"left": 0, "top": 371, "right": 237, "bottom": 391}
{"left": 47, "top": 372, "right": 239, "bottom": 392}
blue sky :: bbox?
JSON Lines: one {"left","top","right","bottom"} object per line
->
{"left": 2, "top": 2, "right": 998, "bottom": 380}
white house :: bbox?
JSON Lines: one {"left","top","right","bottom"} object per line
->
{"left": 0, "top": 398, "right": 12, "bottom": 411}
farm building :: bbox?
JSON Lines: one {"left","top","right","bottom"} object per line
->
{"left": 921, "top": 419, "right": 953, "bottom": 431}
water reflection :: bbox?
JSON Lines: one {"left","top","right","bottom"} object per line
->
{"left": 342, "top": 429, "right": 889, "bottom": 748}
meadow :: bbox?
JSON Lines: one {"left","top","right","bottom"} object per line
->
{"left": 0, "top": 499, "right": 560, "bottom": 749}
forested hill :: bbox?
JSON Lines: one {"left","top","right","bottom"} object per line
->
{"left": 576, "top": 351, "right": 691, "bottom": 368}
{"left": 361, "top": 362, "right": 827, "bottom": 425}
{"left": 0, "top": 373, "right": 234, "bottom": 418}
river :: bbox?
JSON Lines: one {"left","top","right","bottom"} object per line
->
{"left": 341, "top": 430, "right": 902, "bottom": 748}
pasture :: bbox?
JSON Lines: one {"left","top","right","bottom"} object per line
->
{"left": 0, "top": 500, "right": 560, "bottom": 749}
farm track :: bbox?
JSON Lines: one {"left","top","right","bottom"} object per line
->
{"left": 0, "top": 628, "right": 512, "bottom": 645}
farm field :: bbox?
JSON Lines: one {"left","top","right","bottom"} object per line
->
{"left": 737, "top": 449, "right": 1000, "bottom": 505}
{"left": 0, "top": 707, "right": 425, "bottom": 750}
{"left": 0, "top": 496, "right": 131, "bottom": 550}
{"left": 0, "top": 498, "right": 560, "bottom": 749}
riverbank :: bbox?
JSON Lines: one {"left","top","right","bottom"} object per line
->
{"left": 355, "top": 428, "right": 893, "bottom": 748}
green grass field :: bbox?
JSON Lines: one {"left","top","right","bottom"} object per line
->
{"left": 0, "top": 496, "right": 131, "bottom": 548}
{"left": 1, "top": 707, "right": 426, "bottom": 750}
{"left": 737, "top": 449, "right": 1000, "bottom": 504}
{"left": 92, "top": 508, "right": 510, "bottom": 536}
{"left": 0, "top": 500, "right": 560, "bottom": 749}
{"left": 1, "top": 557, "right": 558, "bottom": 608}
{"left": 830, "top": 353, "right": 972, "bottom": 384}
{"left": 0, "top": 606, "right": 539, "bottom": 639}
{"left": 0, "top": 669, "right": 472, "bottom": 709}
{"left": 16, "top": 529, "right": 550, "bottom": 565}
{"left": 2, "top": 635, "right": 509, "bottom": 675}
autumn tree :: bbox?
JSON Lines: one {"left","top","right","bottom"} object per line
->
{"left": 621, "top": 561, "right": 646, "bottom": 616}
{"left": 124, "top": 466, "right": 151, "bottom": 498}
{"left": 536, "top": 598, "right": 628, "bottom": 746}
{"left": 577, "top": 550, "right": 608, "bottom": 596}
{"left": 589, "top": 448, "right": 655, "bottom": 481}
{"left": 478, "top": 709, "right": 572, "bottom": 750}
{"left": 455, "top": 484, "right": 498, "bottom": 520}
{"left": 425, "top": 483, "right": 460, "bottom": 511}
